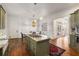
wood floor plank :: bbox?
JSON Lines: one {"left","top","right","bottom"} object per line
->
{"left": 4, "top": 38, "right": 31, "bottom": 56}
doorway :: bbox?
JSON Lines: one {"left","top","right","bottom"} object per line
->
{"left": 53, "top": 16, "right": 70, "bottom": 39}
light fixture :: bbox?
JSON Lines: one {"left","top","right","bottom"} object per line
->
{"left": 39, "top": 17, "right": 43, "bottom": 20}
{"left": 34, "top": 3, "right": 37, "bottom": 5}
{"left": 32, "top": 3, "right": 37, "bottom": 27}
{"left": 32, "top": 19, "right": 37, "bottom": 27}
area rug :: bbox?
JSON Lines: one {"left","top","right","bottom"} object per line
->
{"left": 50, "top": 43, "right": 65, "bottom": 56}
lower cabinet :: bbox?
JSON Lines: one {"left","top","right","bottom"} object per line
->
{"left": 30, "top": 39, "right": 36, "bottom": 55}
{"left": 26, "top": 36, "right": 49, "bottom": 56}
{"left": 35, "top": 41, "right": 49, "bottom": 56}
{"left": 70, "top": 34, "right": 79, "bottom": 52}
{"left": 70, "top": 34, "right": 76, "bottom": 48}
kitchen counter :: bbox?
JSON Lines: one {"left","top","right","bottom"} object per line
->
{"left": 25, "top": 34, "right": 50, "bottom": 56}
{"left": 0, "top": 35, "right": 7, "bottom": 48}
{"left": 0, "top": 35, "right": 8, "bottom": 55}
{"left": 27, "top": 34, "right": 49, "bottom": 42}
{"left": 0, "top": 40, "right": 8, "bottom": 48}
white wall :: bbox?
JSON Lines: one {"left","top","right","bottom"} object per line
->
{"left": 7, "top": 15, "right": 53, "bottom": 38}
{"left": 53, "top": 16, "right": 70, "bottom": 38}
{"left": 51, "top": 6, "right": 79, "bottom": 39}
{"left": 8, "top": 15, "right": 40, "bottom": 38}
{"left": 7, "top": 5, "right": 79, "bottom": 38}
{"left": 37, "top": 16, "right": 53, "bottom": 37}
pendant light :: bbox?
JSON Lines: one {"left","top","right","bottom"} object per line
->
{"left": 32, "top": 3, "right": 37, "bottom": 27}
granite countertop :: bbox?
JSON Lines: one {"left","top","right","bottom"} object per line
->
{"left": 27, "top": 34, "right": 49, "bottom": 42}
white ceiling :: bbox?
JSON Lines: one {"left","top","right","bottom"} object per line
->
{"left": 1, "top": 3, "right": 79, "bottom": 19}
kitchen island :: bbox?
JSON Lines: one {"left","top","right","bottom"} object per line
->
{"left": 25, "top": 34, "right": 50, "bottom": 56}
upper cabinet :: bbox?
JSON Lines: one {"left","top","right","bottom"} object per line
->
{"left": 70, "top": 9, "right": 79, "bottom": 34}
{"left": 0, "top": 5, "right": 6, "bottom": 29}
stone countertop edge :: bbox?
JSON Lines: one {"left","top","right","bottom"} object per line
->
{"left": 26, "top": 34, "right": 50, "bottom": 42}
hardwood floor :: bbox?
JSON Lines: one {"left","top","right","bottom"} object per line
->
{"left": 4, "top": 36, "right": 79, "bottom": 56}
{"left": 4, "top": 38, "right": 31, "bottom": 56}
{"left": 50, "top": 36, "right": 79, "bottom": 56}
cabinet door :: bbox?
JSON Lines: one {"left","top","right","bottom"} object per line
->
{"left": 70, "top": 35, "right": 76, "bottom": 48}
{"left": 70, "top": 13, "right": 75, "bottom": 27}
{"left": 75, "top": 11, "right": 79, "bottom": 25}
{"left": 0, "top": 6, "right": 5, "bottom": 29}
{"left": 30, "top": 39, "right": 36, "bottom": 55}
{"left": 27, "top": 36, "right": 30, "bottom": 50}
{"left": 0, "top": 8, "right": 1, "bottom": 29}
{"left": 1, "top": 8, "right": 5, "bottom": 29}
{"left": 36, "top": 41, "right": 49, "bottom": 56}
